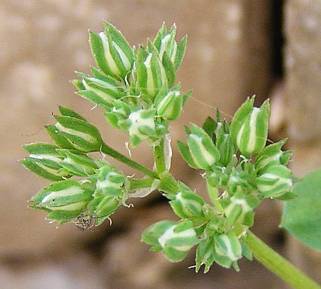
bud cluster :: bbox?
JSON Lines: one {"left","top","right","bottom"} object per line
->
{"left": 73, "top": 23, "right": 189, "bottom": 147}
{"left": 149, "top": 97, "right": 294, "bottom": 271}
{"left": 22, "top": 106, "right": 134, "bottom": 225}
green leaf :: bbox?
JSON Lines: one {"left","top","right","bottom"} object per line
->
{"left": 281, "top": 168, "right": 321, "bottom": 251}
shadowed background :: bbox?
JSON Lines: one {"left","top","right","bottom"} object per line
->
{"left": 0, "top": 0, "right": 320, "bottom": 288}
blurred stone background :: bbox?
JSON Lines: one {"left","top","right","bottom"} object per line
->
{"left": 0, "top": 0, "right": 320, "bottom": 288}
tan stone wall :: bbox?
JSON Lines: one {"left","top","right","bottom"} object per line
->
{"left": 285, "top": 0, "right": 321, "bottom": 283}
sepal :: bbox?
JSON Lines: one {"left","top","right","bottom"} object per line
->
{"left": 54, "top": 114, "right": 103, "bottom": 152}
{"left": 22, "top": 143, "right": 67, "bottom": 181}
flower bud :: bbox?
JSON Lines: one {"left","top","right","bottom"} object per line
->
{"left": 184, "top": 124, "right": 220, "bottom": 170}
{"left": 75, "top": 71, "right": 126, "bottom": 107}
{"left": 169, "top": 184, "right": 205, "bottom": 219}
{"left": 142, "top": 220, "right": 199, "bottom": 262}
{"left": 104, "top": 100, "right": 132, "bottom": 129}
{"left": 230, "top": 97, "right": 270, "bottom": 157}
{"left": 54, "top": 115, "right": 103, "bottom": 153}
{"left": 94, "top": 164, "right": 126, "bottom": 197}
{"left": 223, "top": 193, "right": 258, "bottom": 227}
{"left": 153, "top": 23, "right": 187, "bottom": 69}
{"left": 89, "top": 23, "right": 134, "bottom": 79}
{"left": 256, "top": 164, "right": 293, "bottom": 199}
{"left": 214, "top": 232, "right": 242, "bottom": 263}
{"left": 57, "top": 149, "right": 98, "bottom": 177}
{"left": 22, "top": 143, "right": 67, "bottom": 181}
{"left": 127, "top": 109, "right": 158, "bottom": 147}
{"left": 256, "top": 140, "right": 292, "bottom": 171}
{"left": 136, "top": 48, "right": 168, "bottom": 101}
{"left": 155, "top": 88, "right": 190, "bottom": 121}
{"left": 88, "top": 195, "right": 122, "bottom": 225}
{"left": 30, "top": 180, "right": 93, "bottom": 223}
{"left": 195, "top": 238, "right": 216, "bottom": 273}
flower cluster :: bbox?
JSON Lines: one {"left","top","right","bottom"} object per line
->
{"left": 23, "top": 106, "right": 148, "bottom": 227}
{"left": 143, "top": 97, "right": 293, "bottom": 271}
{"left": 23, "top": 22, "right": 295, "bottom": 274}
{"left": 73, "top": 22, "right": 189, "bottom": 147}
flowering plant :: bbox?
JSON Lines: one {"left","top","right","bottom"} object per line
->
{"left": 22, "top": 23, "right": 321, "bottom": 289}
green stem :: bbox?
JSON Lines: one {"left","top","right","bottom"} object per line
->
{"left": 246, "top": 231, "right": 321, "bottom": 289}
{"left": 128, "top": 177, "right": 155, "bottom": 191}
{"left": 153, "top": 138, "right": 166, "bottom": 174}
{"left": 101, "top": 142, "right": 157, "bottom": 179}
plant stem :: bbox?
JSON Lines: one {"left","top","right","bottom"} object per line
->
{"left": 246, "top": 231, "right": 321, "bottom": 289}
{"left": 153, "top": 138, "right": 166, "bottom": 174}
{"left": 101, "top": 142, "right": 157, "bottom": 179}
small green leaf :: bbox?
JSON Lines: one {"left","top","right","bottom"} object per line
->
{"left": 281, "top": 168, "right": 321, "bottom": 251}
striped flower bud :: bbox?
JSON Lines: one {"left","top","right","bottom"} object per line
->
{"left": 54, "top": 114, "right": 102, "bottom": 153}
{"left": 142, "top": 220, "right": 199, "bottom": 262}
{"left": 223, "top": 193, "right": 258, "bottom": 227}
{"left": 256, "top": 140, "right": 292, "bottom": 171}
{"left": 136, "top": 48, "right": 168, "bottom": 102}
{"left": 88, "top": 195, "right": 122, "bottom": 225}
{"left": 155, "top": 88, "right": 191, "bottom": 121}
{"left": 127, "top": 109, "right": 157, "bottom": 147}
{"left": 74, "top": 70, "right": 126, "bottom": 107}
{"left": 57, "top": 149, "right": 98, "bottom": 177}
{"left": 89, "top": 23, "right": 134, "bottom": 80}
{"left": 230, "top": 97, "right": 270, "bottom": 157}
{"left": 227, "top": 167, "right": 255, "bottom": 195}
{"left": 179, "top": 124, "right": 220, "bottom": 170}
{"left": 170, "top": 184, "right": 205, "bottom": 219}
{"left": 22, "top": 143, "right": 67, "bottom": 181}
{"left": 214, "top": 232, "right": 242, "bottom": 263}
{"left": 94, "top": 164, "right": 126, "bottom": 197}
{"left": 30, "top": 179, "right": 93, "bottom": 223}
{"left": 153, "top": 23, "right": 187, "bottom": 69}
{"left": 256, "top": 164, "right": 293, "bottom": 199}
{"left": 104, "top": 100, "right": 132, "bottom": 129}
{"left": 195, "top": 238, "right": 216, "bottom": 273}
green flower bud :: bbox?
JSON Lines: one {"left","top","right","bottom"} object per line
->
{"left": 75, "top": 72, "right": 126, "bottom": 107}
{"left": 223, "top": 193, "right": 258, "bottom": 227}
{"left": 142, "top": 220, "right": 199, "bottom": 262}
{"left": 227, "top": 167, "right": 254, "bottom": 195}
{"left": 136, "top": 48, "right": 168, "bottom": 102}
{"left": 22, "top": 143, "right": 67, "bottom": 181}
{"left": 104, "top": 100, "right": 132, "bottom": 129}
{"left": 30, "top": 180, "right": 93, "bottom": 223}
{"left": 230, "top": 97, "right": 270, "bottom": 157}
{"left": 153, "top": 23, "right": 187, "bottom": 69}
{"left": 214, "top": 232, "right": 242, "bottom": 263}
{"left": 195, "top": 238, "right": 216, "bottom": 273}
{"left": 54, "top": 115, "right": 103, "bottom": 153}
{"left": 170, "top": 184, "right": 205, "bottom": 219}
{"left": 89, "top": 23, "right": 134, "bottom": 79}
{"left": 185, "top": 124, "right": 220, "bottom": 170}
{"left": 94, "top": 164, "right": 126, "bottom": 197}
{"left": 256, "top": 140, "right": 292, "bottom": 171}
{"left": 88, "top": 195, "right": 122, "bottom": 225}
{"left": 155, "top": 88, "right": 191, "bottom": 121}
{"left": 256, "top": 164, "right": 293, "bottom": 199}
{"left": 127, "top": 109, "right": 158, "bottom": 147}
{"left": 57, "top": 149, "right": 98, "bottom": 177}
